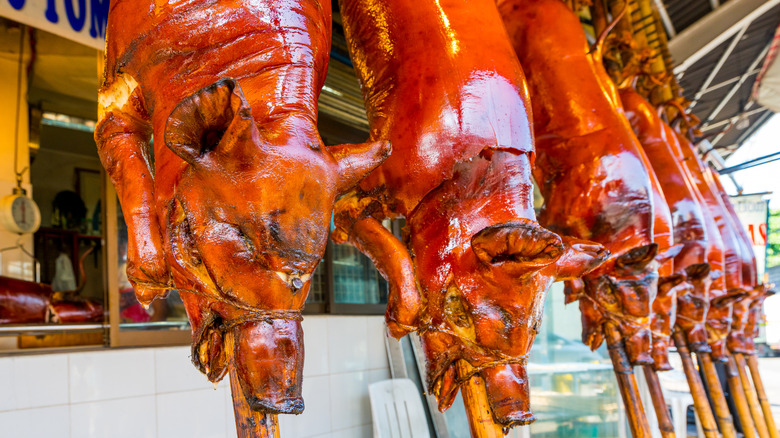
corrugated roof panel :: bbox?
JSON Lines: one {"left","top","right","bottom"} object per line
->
{"left": 663, "top": 0, "right": 715, "bottom": 33}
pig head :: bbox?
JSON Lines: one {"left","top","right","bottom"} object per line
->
{"left": 407, "top": 152, "right": 608, "bottom": 426}
{"left": 97, "top": 0, "right": 390, "bottom": 414}
{"left": 706, "top": 288, "right": 748, "bottom": 361}
{"left": 744, "top": 287, "right": 774, "bottom": 354}
{"left": 675, "top": 264, "right": 716, "bottom": 353}
{"left": 159, "top": 80, "right": 389, "bottom": 413}
{"left": 575, "top": 245, "right": 681, "bottom": 366}
{"left": 651, "top": 273, "right": 688, "bottom": 371}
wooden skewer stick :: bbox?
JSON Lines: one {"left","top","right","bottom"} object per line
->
{"left": 726, "top": 354, "right": 758, "bottom": 438}
{"left": 746, "top": 353, "right": 780, "bottom": 438}
{"left": 226, "top": 331, "right": 280, "bottom": 438}
{"left": 641, "top": 365, "right": 676, "bottom": 438}
{"left": 671, "top": 331, "right": 719, "bottom": 438}
{"left": 456, "top": 360, "right": 505, "bottom": 438}
{"left": 605, "top": 322, "right": 651, "bottom": 438}
{"left": 698, "top": 352, "right": 738, "bottom": 438}
{"left": 735, "top": 353, "right": 771, "bottom": 438}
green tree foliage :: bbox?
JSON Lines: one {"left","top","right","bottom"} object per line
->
{"left": 768, "top": 209, "right": 780, "bottom": 268}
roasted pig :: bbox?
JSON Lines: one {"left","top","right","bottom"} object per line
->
{"left": 499, "top": 0, "right": 672, "bottom": 366}
{"left": 96, "top": 0, "right": 388, "bottom": 414}
{"left": 335, "top": 0, "right": 607, "bottom": 426}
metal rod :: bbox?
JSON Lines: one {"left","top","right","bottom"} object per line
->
{"left": 699, "top": 352, "right": 738, "bottom": 438}
{"left": 727, "top": 354, "right": 758, "bottom": 438}
{"left": 456, "top": 360, "right": 505, "bottom": 438}
{"left": 736, "top": 353, "right": 771, "bottom": 438}
{"left": 672, "top": 331, "right": 720, "bottom": 438}
{"left": 704, "top": 43, "right": 772, "bottom": 124}
{"left": 690, "top": 25, "right": 749, "bottom": 110}
{"left": 0, "top": 323, "right": 107, "bottom": 334}
{"left": 642, "top": 365, "right": 676, "bottom": 438}
{"left": 606, "top": 323, "right": 651, "bottom": 438}
{"left": 718, "top": 151, "right": 780, "bottom": 175}
{"left": 746, "top": 354, "right": 780, "bottom": 438}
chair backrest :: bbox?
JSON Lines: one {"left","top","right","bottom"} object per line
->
{"left": 368, "top": 378, "right": 430, "bottom": 438}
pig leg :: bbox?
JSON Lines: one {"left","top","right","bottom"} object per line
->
{"left": 333, "top": 205, "right": 421, "bottom": 338}
{"left": 96, "top": 74, "right": 171, "bottom": 306}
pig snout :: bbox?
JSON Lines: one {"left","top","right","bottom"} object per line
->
{"left": 481, "top": 364, "right": 535, "bottom": 427}
{"left": 232, "top": 319, "right": 304, "bottom": 414}
{"left": 624, "top": 328, "right": 653, "bottom": 366}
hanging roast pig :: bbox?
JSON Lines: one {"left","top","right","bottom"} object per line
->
{"left": 674, "top": 126, "right": 747, "bottom": 361}
{"left": 498, "top": 0, "right": 676, "bottom": 366}
{"left": 96, "top": 0, "right": 390, "bottom": 414}
{"left": 334, "top": 0, "right": 608, "bottom": 426}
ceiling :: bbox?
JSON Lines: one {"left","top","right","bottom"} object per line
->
{"left": 4, "top": 2, "right": 779, "bottom": 159}
{"left": 656, "top": 0, "right": 780, "bottom": 164}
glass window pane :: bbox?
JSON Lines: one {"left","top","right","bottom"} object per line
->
{"left": 117, "top": 202, "right": 188, "bottom": 331}
{"left": 332, "top": 242, "right": 387, "bottom": 304}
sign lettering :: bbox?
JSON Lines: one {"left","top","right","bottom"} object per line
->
{"left": 1, "top": 0, "right": 108, "bottom": 50}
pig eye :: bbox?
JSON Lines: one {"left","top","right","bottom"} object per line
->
{"left": 181, "top": 217, "right": 202, "bottom": 266}
{"left": 236, "top": 227, "right": 255, "bottom": 254}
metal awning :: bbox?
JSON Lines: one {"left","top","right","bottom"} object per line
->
{"left": 657, "top": 0, "right": 780, "bottom": 162}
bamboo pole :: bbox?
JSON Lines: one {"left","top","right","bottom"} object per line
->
{"left": 605, "top": 322, "right": 651, "bottom": 438}
{"left": 698, "top": 352, "right": 738, "bottom": 438}
{"left": 456, "top": 360, "right": 505, "bottom": 438}
{"left": 641, "top": 366, "right": 676, "bottom": 438}
{"left": 726, "top": 355, "right": 758, "bottom": 438}
{"left": 735, "top": 354, "right": 771, "bottom": 438}
{"left": 226, "top": 332, "right": 280, "bottom": 438}
{"left": 746, "top": 354, "right": 780, "bottom": 438}
{"left": 672, "top": 331, "right": 720, "bottom": 438}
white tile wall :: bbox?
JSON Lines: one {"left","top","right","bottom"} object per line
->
{"left": 0, "top": 316, "right": 390, "bottom": 438}
{"left": 0, "top": 405, "right": 70, "bottom": 438}
{"left": 70, "top": 396, "right": 157, "bottom": 438}
{"left": 69, "top": 349, "right": 155, "bottom": 403}
{"left": 328, "top": 317, "right": 370, "bottom": 374}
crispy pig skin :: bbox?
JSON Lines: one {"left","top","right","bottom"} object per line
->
{"left": 96, "top": 0, "right": 389, "bottom": 414}
{"left": 620, "top": 87, "right": 714, "bottom": 366}
{"left": 498, "top": 0, "right": 664, "bottom": 366}
{"left": 336, "top": 0, "right": 607, "bottom": 426}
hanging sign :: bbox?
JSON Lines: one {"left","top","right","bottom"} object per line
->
{"left": 730, "top": 193, "right": 771, "bottom": 280}
{"left": 1, "top": 0, "right": 107, "bottom": 51}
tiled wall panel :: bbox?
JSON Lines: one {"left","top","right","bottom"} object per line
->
{"left": 0, "top": 316, "right": 389, "bottom": 438}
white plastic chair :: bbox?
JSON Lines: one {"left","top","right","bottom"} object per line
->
{"left": 368, "top": 378, "right": 430, "bottom": 438}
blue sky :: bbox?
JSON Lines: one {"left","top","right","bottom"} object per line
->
{"left": 721, "top": 113, "right": 780, "bottom": 209}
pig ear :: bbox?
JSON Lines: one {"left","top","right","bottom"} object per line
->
{"left": 328, "top": 140, "right": 392, "bottom": 195}
{"left": 658, "top": 273, "right": 685, "bottom": 294}
{"left": 656, "top": 244, "right": 684, "bottom": 265}
{"left": 684, "top": 263, "right": 711, "bottom": 281}
{"left": 554, "top": 236, "right": 610, "bottom": 281}
{"left": 165, "top": 78, "right": 260, "bottom": 166}
{"left": 471, "top": 219, "right": 565, "bottom": 276}
{"left": 615, "top": 243, "right": 659, "bottom": 274}
{"left": 712, "top": 289, "right": 748, "bottom": 307}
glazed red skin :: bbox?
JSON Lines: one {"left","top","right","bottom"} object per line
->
{"left": 338, "top": 0, "right": 607, "bottom": 426}
{"left": 674, "top": 131, "right": 748, "bottom": 361}
{"left": 0, "top": 276, "right": 104, "bottom": 324}
{"left": 499, "top": 0, "right": 664, "bottom": 366}
{"left": 620, "top": 88, "right": 699, "bottom": 370}
{"left": 744, "top": 289, "right": 773, "bottom": 354}
{"left": 0, "top": 276, "right": 51, "bottom": 324}
{"left": 97, "top": 0, "right": 391, "bottom": 415}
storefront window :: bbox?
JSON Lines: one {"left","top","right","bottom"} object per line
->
{"left": 332, "top": 242, "right": 387, "bottom": 305}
